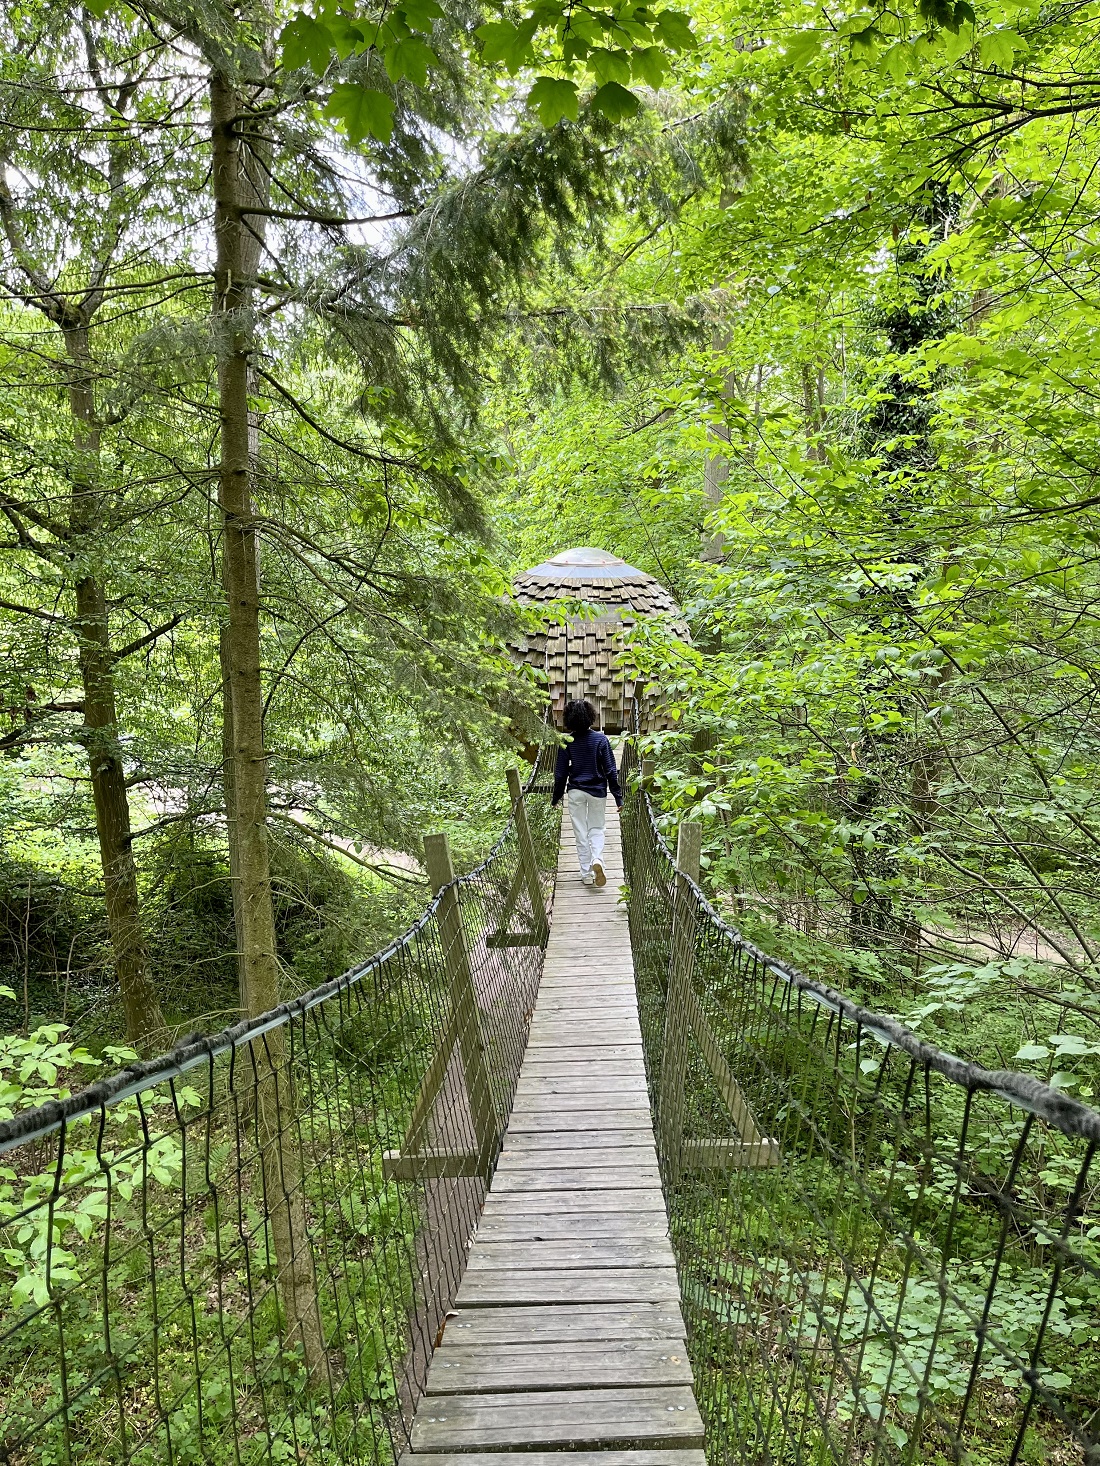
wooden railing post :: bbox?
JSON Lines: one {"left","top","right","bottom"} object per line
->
{"left": 507, "top": 767, "right": 549, "bottom": 948}
{"left": 659, "top": 820, "right": 701, "bottom": 1186}
{"left": 641, "top": 757, "right": 655, "bottom": 787}
{"left": 423, "top": 833, "right": 501, "bottom": 1167}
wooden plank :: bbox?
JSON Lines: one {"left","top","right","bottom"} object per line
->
{"left": 474, "top": 1214, "right": 671, "bottom": 1242}
{"left": 439, "top": 1303, "right": 686, "bottom": 1346}
{"left": 496, "top": 1147, "right": 658, "bottom": 1172}
{"left": 506, "top": 1107, "right": 654, "bottom": 1129}
{"left": 519, "top": 1045, "right": 645, "bottom": 1061}
{"left": 681, "top": 1137, "right": 780, "bottom": 1169}
{"left": 425, "top": 1339, "right": 693, "bottom": 1394}
{"left": 514, "top": 1076, "right": 646, "bottom": 1094}
{"left": 503, "top": 1129, "right": 656, "bottom": 1150}
{"left": 490, "top": 1167, "right": 661, "bottom": 1193}
{"left": 480, "top": 1190, "right": 667, "bottom": 1215}
{"left": 404, "top": 1452, "right": 705, "bottom": 1466}
{"left": 519, "top": 1066, "right": 648, "bottom": 1082}
{"left": 455, "top": 1267, "right": 680, "bottom": 1306}
{"left": 409, "top": 1386, "right": 703, "bottom": 1452}
{"left": 382, "top": 1149, "right": 483, "bottom": 1180}
{"left": 520, "top": 1054, "right": 645, "bottom": 1068}
{"left": 464, "top": 1240, "right": 675, "bottom": 1271}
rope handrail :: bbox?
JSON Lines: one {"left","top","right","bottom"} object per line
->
{"left": 621, "top": 744, "right": 1100, "bottom": 1466}
{"left": 0, "top": 750, "right": 561, "bottom": 1466}
{"left": 638, "top": 786, "right": 1100, "bottom": 1145}
{"left": 0, "top": 760, "right": 546, "bottom": 1158}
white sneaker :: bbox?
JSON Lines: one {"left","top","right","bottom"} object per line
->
{"left": 592, "top": 862, "right": 607, "bottom": 887}
{"left": 582, "top": 873, "right": 595, "bottom": 886}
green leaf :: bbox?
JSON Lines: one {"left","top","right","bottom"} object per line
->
{"left": 592, "top": 80, "right": 640, "bottom": 121}
{"left": 527, "top": 76, "right": 580, "bottom": 126}
{"left": 326, "top": 16, "right": 368, "bottom": 59}
{"left": 630, "top": 45, "right": 668, "bottom": 88}
{"left": 591, "top": 48, "right": 632, "bottom": 87}
{"left": 384, "top": 36, "right": 437, "bottom": 85}
{"left": 325, "top": 85, "right": 395, "bottom": 144}
{"left": 880, "top": 41, "right": 912, "bottom": 82}
{"left": 280, "top": 14, "right": 333, "bottom": 75}
{"left": 397, "top": 0, "right": 443, "bottom": 28}
{"left": 1015, "top": 1043, "right": 1051, "bottom": 1062}
{"left": 979, "top": 29, "right": 1025, "bottom": 69}
{"left": 477, "top": 17, "right": 539, "bottom": 71}
{"left": 785, "top": 32, "right": 823, "bottom": 69}
{"left": 653, "top": 8, "right": 696, "bottom": 49}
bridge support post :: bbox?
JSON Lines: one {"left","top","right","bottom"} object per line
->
{"left": 658, "top": 820, "right": 701, "bottom": 1185}
{"left": 424, "top": 832, "right": 502, "bottom": 1169}
{"left": 507, "top": 767, "right": 550, "bottom": 948}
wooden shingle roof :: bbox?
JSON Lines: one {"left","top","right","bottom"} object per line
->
{"left": 510, "top": 547, "right": 687, "bottom": 734}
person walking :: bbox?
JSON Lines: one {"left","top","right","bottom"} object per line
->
{"left": 551, "top": 699, "right": 623, "bottom": 887}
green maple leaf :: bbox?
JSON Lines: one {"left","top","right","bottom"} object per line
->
{"left": 325, "top": 85, "right": 395, "bottom": 144}
{"left": 592, "top": 80, "right": 640, "bottom": 121}
{"left": 385, "top": 36, "right": 437, "bottom": 85}
{"left": 477, "top": 17, "right": 540, "bottom": 72}
{"left": 397, "top": 0, "right": 443, "bottom": 27}
{"left": 653, "top": 9, "right": 696, "bottom": 49}
{"left": 527, "top": 76, "right": 580, "bottom": 125}
{"left": 280, "top": 14, "right": 333, "bottom": 75}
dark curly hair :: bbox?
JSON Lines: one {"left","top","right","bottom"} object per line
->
{"left": 563, "top": 699, "right": 597, "bottom": 735}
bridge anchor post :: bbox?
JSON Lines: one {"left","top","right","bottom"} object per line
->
{"left": 382, "top": 832, "right": 502, "bottom": 1181}
{"left": 657, "top": 819, "right": 780, "bottom": 1184}
{"left": 659, "top": 821, "right": 701, "bottom": 1185}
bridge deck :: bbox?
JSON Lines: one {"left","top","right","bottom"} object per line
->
{"left": 404, "top": 805, "right": 704, "bottom": 1462}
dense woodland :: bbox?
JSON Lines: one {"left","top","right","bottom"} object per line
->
{"left": 3, "top": 0, "right": 1100, "bottom": 1455}
{"left": 4, "top": 0, "right": 1099, "bottom": 1089}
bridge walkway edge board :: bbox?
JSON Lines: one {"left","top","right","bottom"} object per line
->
{"left": 401, "top": 804, "right": 705, "bottom": 1460}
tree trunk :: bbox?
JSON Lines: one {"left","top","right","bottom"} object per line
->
{"left": 66, "top": 325, "right": 166, "bottom": 1051}
{"left": 210, "top": 67, "right": 327, "bottom": 1383}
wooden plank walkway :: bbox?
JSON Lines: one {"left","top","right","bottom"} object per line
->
{"left": 403, "top": 804, "right": 704, "bottom": 1463}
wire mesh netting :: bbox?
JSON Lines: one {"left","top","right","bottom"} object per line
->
{"left": 620, "top": 751, "right": 1100, "bottom": 1466}
{"left": 0, "top": 756, "right": 559, "bottom": 1466}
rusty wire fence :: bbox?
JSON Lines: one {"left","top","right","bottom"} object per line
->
{"left": 0, "top": 754, "right": 558, "bottom": 1466}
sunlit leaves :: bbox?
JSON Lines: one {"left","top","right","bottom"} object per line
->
{"left": 476, "top": 1, "right": 695, "bottom": 125}
{"left": 324, "top": 83, "right": 394, "bottom": 142}
{"left": 281, "top": 13, "right": 333, "bottom": 73}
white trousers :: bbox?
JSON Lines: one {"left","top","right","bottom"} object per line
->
{"left": 566, "top": 789, "right": 607, "bottom": 877}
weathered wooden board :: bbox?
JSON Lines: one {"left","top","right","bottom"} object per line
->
{"left": 506, "top": 1101, "right": 653, "bottom": 1122}
{"left": 480, "top": 1188, "right": 667, "bottom": 1215}
{"left": 503, "top": 1129, "right": 656, "bottom": 1151}
{"left": 403, "top": 1451, "right": 705, "bottom": 1466}
{"left": 425, "top": 1340, "right": 693, "bottom": 1394}
{"left": 495, "top": 1147, "right": 658, "bottom": 1172}
{"left": 519, "top": 1055, "right": 646, "bottom": 1070}
{"left": 455, "top": 1266, "right": 680, "bottom": 1307}
{"left": 439, "top": 1303, "right": 686, "bottom": 1346}
{"left": 409, "top": 1387, "right": 704, "bottom": 1452}
{"left": 473, "top": 1213, "right": 670, "bottom": 1242}
{"left": 463, "top": 1240, "right": 676, "bottom": 1271}
{"left": 514, "top": 1075, "right": 647, "bottom": 1094}
{"left": 490, "top": 1166, "right": 662, "bottom": 1193}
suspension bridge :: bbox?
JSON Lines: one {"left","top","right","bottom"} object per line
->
{"left": 0, "top": 745, "right": 1098, "bottom": 1466}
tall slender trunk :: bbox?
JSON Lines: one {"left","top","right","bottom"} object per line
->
{"left": 210, "top": 67, "right": 326, "bottom": 1382}
{"left": 211, "top": 72, "right": 279, "bottom": 1023}
{"left": 66, "top": 325, "right": 166, "bottom": 1050}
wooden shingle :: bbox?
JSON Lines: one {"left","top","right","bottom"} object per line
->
{"left": 509, "top": 548, "right": 688, "bottom": 734}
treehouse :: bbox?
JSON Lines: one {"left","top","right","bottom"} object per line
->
{"left": 510, "top": 546, "right": 687, "bottom": 735}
